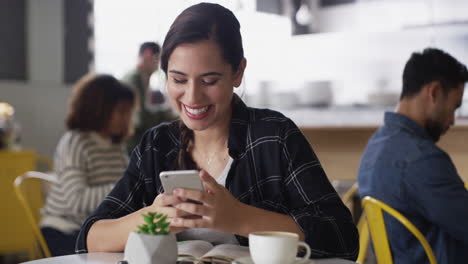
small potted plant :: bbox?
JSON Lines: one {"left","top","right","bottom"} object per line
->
{"left": 124, "top": 212, "right": 177, "bottom": 264}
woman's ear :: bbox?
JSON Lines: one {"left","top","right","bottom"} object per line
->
{"left": 233, "top": 58, "right": 247, "bottom": 88}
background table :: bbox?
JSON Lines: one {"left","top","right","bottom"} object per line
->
{"left": 21, "top": 252, "right": 357, "bottom": 264}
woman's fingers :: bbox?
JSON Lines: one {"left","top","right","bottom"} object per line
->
{"left": 173, "top": 188, "right": 214, "bottom": 206}
{"left": 171, "top": 216, "right": 208, "bottom": 229}
{"left": 199, "top": 170, "right": 222, "bottom": 194}
{"left": 167, "top": 222, "right": 188, "bottom": 233}
{"left": 174, "top": 202, "right": 211, "bottom": 217}
{"left": 148, "top": 193, "right": 191, "bottom": 218}
{"left": 148, "top": 204, "right": 190, "bottom": 218}
{"left": 154, "top": 193, "right": 183, "bottom": 206}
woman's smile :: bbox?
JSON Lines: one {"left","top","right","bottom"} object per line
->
{"left": 183, "top": 103, "right": 212, "bottom": 120}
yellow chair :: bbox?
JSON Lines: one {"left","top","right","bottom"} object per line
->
{"left": 356, "top": 214, "right": 369, "bottom": 264}
{"left": 341, "top": 183, "right": 369, "bottom": 264}
{"left": 0, "top": 150, "right": 37, "bottom": 258}
{"left": 0, "top": 149, "right": 53, "bottom": 260}
{"left": 14, "top": 171, "right": 56, "bottom": 259}
{"left": 342, "top": 182, "right": 359, "bottom": 206}
{"left": 362, "top": 196, "right": 437, "bottom": 264}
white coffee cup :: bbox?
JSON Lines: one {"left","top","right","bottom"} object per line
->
{"left": 249, "top": 231, "right": 311, "bottom": 264}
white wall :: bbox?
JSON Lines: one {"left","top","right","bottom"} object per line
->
{"left": 2, "top": 0, "right": 468, "bottom": 158}
{"left": 258, "top": 0, "right": 468, "bottom": 105}
{"left": 0, "top": 81, "right": 70, "bottom": 157}
{"left": 28, "top": 0, "right": 64, "bottom": 82}
{"left": 0, "top": 0, "right": 69, "bottom": 157}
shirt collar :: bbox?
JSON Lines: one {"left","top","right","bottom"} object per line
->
{"left": 384, "top": 112, "right": 433, "bottom": 141}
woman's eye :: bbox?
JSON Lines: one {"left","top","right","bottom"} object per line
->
{"left": 173, "top": 78, "right": 186, "bottom": 84}
{"left": 202, "top": 79, "right": 218, "bottom": 85}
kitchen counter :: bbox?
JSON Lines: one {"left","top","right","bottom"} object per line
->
{"left": 280, "top": 107, "right": 468, "bottom": 183}
{"left": 277, "top": 105, "right": 468, "bottom": 128}
{"left": 279, "top": 105, "right": 391, "bottom": 127}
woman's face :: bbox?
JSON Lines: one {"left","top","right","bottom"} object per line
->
{"left": 105, "top": 101, "right": 134, "bottom": 143}
{"left": 166, "top": 39, "right": 245, "bottom": 132}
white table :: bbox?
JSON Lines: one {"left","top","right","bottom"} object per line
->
{"left": 20, "top": 253, "right": 123, "bottom": 264}
{"left": 21, "top": 253, "right": 357, "bottom": 264}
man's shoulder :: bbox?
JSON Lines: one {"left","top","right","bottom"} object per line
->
{"left": 121, "top": 70, "right": 141, "bottom": 89}
{"left": 370, "top": 125, "right": 443, "bottom": 161}
{"left": 122, "top": 69, "right": 139, "bottom": 79}
{"left": 359, "top": 126, "right": 445, "bottom": 186}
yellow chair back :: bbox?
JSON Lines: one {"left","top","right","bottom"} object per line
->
{"left": 341, "top": 183, "right": 369, "bottom": 264}
{"left": 356, "top": 214, "right": 369, "bottom": 264}
{"left": 362, "top": 196, "right": 437, "bottom": 264}
{"left": 14, "top": 171, "right": 55, "bottom": 259}
{"left": 342, "top": 182, "right": 359, "bottom": 205}
{"left": 0, "top": 150, "right": 37, "bottom": 257}
{"left": 0, "top": 150, "right": 53, "bottom": 259}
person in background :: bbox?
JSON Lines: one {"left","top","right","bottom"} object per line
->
{"left": 77, "top": 3, "right": 358, "bottom": 260}
{"left": 123, "top": 42, "right": 176, "bottom": 153}
{"left": 358, "top": 48, "right": 468, "bottom": 264}
{"left": 40, "top": 74, "right": 135, "bottom": 256}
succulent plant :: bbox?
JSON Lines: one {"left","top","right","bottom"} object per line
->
{"left": 137, "top": 212, "right": 170, "bottom": 235}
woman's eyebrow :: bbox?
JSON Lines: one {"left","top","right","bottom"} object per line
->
{"left": 200, "top": 72, "right": 223, "bottom": 77}
{"left": 168, "top": 70, "right": 187, "bottom": 76}
{"left": 168, "top": 70, "right": 222, "bottom": 77}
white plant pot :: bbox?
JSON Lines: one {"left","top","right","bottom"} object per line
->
{"left": 124, "top": 232, "right": 177, "bottom": 264}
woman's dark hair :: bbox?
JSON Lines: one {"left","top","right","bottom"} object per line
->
{"left": 401, "top": 47, "right": 468, "bottom": 99}
{"left": 66, "top": 74, "right": 135, "bottom": 132}
{"left": 160, "top": 3, "right": 244, "bottom": 169}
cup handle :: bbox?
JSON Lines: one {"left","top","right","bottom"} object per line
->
{"left": 296, "top": 242, "right": 311, "bottom": 262}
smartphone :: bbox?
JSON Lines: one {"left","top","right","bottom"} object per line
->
{"left": 159, "top": 170, "right": 204, "bottom": 193}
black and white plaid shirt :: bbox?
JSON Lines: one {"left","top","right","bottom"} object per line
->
{"left": 76, "top": 96, "right": 359, "bottom": 260}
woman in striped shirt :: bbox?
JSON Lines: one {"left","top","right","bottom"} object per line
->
{"left": 40, "top": 74, "right": 135, "bottom": 256}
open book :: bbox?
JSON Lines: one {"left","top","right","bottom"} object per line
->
{"left": 177, "top": 240, "right": 250, "bottom": 264}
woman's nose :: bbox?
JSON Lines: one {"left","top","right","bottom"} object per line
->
{"left": 185, "top": 80, "right": 202, "bottom": 102}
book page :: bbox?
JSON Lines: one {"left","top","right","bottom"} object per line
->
{"left": 201, "top": 244, "right": 250, "bottom": 263}
{"left": 177, "top": 240, "right": 213, "bottom": 260}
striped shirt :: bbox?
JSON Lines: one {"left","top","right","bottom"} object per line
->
{"left": 40, "top": 131, "right": 128, "bottom": 233}
{"left": 76, "top": 96, "right": 359, "bottom": 260}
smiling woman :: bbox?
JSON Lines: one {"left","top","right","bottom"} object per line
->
{"left": 77, "top": 3, "right": 359, "bottom": 260}
{"left": 166, "top": 40, "right": 240, "bottom": 139}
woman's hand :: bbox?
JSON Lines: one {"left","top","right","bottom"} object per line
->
{"left": 170, "top": 170, "right": 245, "bottom": 234}
{"left": 146, "top": 193, "right": 191, "bottom": 233}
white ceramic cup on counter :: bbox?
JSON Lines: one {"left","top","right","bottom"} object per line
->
{"left": 249, "top": 231, "right": 311, "bottom": 264}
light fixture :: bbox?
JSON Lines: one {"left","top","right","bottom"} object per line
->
{"left": 295, "top": 0, "right": 312, "bottom": 26}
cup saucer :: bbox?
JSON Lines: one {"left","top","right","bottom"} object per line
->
{"left": 232, "top": 256, "right": 313, "bottom": 264}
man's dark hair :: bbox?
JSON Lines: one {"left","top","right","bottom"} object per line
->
{"left": 401, "top": 47, "right": 468, "bottom": 99}
{"left": 66, "top": 74, "right": 135, "bottom": 132}
{"left": 139, "top": 42, "right": 161, "bottom": 56}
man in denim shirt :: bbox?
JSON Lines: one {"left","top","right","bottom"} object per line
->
{"left": 358, "top": 48, "right": 468, "bottom": 263}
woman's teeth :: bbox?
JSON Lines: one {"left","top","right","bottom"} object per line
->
{"left": 184, "top": 105, "right": 209, "bottom": 115}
